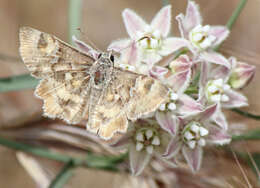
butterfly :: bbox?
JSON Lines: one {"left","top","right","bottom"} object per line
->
{"left": 19, "top": 27, "right": 169, "bottom": 140}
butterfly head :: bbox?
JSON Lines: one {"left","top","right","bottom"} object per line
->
{"left": 97, "top": 52, "right": 115, "bottom": 64}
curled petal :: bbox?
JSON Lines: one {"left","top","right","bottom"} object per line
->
{"left": 159, "top": 38, "right": 190, "bottom": 56}
{"left": 156, "top": 112, "right": 179, "bottom": 135}
{"left": 122, "top": 9, "right": 148, "bottom": 39}
{"left": 207, "top": 125, "right": 231, "bottom": 145}
{"left": 72, "top": 35, "right": 99, "bottom": 60}
{"left": 177, "top": 94, "right": 203, "bottom": 116}
{"left": 163, "top": 137, "right": 182, "bottom": 158}
{"left": 209, "top": 26, "right": 230, "bottom": 47}
{"left": 182, "top": 145, "right": 203, "bottom": 173}
{"left": 120, "top": 43, "right": 140, "bottom": 66}
{"left": 176, "top": 1, "right": 202, "bottom": 38}
{"left": 229, "top": 57, "right": 256, "bottom": 89}
{"left": 212, "top": 105, "right": 228, "bottom": 130}
{"left": 129, "top": 143, "right": 151, "bottom": 176}
{"left": 149, "top": 66, "right": 168, "bottom": 79}
{"left": 166, "top": 70, "right": 191, "bottom": 94}
{"left": 198, "top": 104, "right": 217, "bottom": 122}
{"left": 222, "top": 89, "right": 248, "bottom": 108}
{"left": 211, "top": 65, "right": 230, "bottom": 82}
{"left": 108, "top": 39, "right": 131, "bottom": 52}
{"left": 200, "top": 52, "right": 231, "bottom": 69}
{"left": 151, "top": 5, "right": 171, "bottom": 37}
{"left": 169, "top": 55, "right": 193, "bottom": 73}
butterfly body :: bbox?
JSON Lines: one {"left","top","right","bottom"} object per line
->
{"left": 19, "top": 27, "right": 169, "bottom": 140}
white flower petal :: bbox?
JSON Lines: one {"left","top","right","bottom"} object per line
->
{"left": 199, "top": 127, "right": 209, "bottom": 136}
{"left": 136, "top": 142, "right": 144, "bottom": 151}
{"left": 184, "top": 131, "right": 194, "bottom": 140}
{"left": 146, "top": 145, "right": 154, "bottom": 154}
{"left": 152, "top": 136, "right": 160, "bottom": 146}
{"left": 145, "top": 129, "right": 153, "bottom": 139}
{"left": 198, "top": 138, "right": 206, "bottom": 147}
{"left": 136, "top": 132, "right": 144, "bottom": 142}
{"left": 191, "top": 124, "right": 200, "bottom": 133}
{"left": 188, "top": 140, "right": 196, "bottom": 149}
{"left": 168, "top": 102, "right": 176, "bottom": 111}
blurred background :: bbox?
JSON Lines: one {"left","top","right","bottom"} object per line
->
{"left": 0, "top": 0, "right": 259, "bottom": 187}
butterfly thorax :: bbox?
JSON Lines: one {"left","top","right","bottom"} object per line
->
{"left": 89, "top": 52, "right": 114, "bottom": 89}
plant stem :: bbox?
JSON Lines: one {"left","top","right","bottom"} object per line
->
{"left": 68, "top": 0, "right": 82, "bottom": 45}
{"left": 0, "top": 74, "right": 38, "bottom": 93}
{"left": 214, "top": 0, "right": 247, "bottom": 51}
{"left": 0, "top": 136, "right": 127, "bottom": 170}
{"left": 226, "top": 0, "right": 247, "bottom": 30}
{"left": 0, "top": 136, "right": 71, "bottom": 162}
{"left": 161, "top": 0, "right": 170, "bottom": 6}
{"left": 49, "top": 160, "right": 74, "bottom": 188}
{"left": 232, "top": 129, "right": 260, "bottom": 141}
{"left": 231, "top": 109, "right": 260, "bottom": 120}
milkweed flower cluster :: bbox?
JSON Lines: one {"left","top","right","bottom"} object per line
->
{"left": 109, "top": 1, "right": 255, "bottom": 175}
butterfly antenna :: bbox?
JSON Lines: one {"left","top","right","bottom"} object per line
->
{"left": 116, "top": 36, "right": 151, "bottom": 53}
{"left": 76, "top": 28, "right": 102, "bottom": 52}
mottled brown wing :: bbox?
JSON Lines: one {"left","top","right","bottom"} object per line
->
{"left": 87, "top": 68, "right": 169, "bottom": 140}
{"left": 19, "top": 27, "right": 95, "bottom": 78}
{"left": 19, "top": 27, "right": 95, "bottom": 123}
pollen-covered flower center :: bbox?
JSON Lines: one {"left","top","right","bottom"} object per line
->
{"left": 135, "top": 128, "right": 160, "bottom": 154}
{"left": 189, "top": 25, "right": 216, "bottom": 50}
{"left": 205, "top": 78, "right": 231, "bottom": 103}
{"left": 159, "top": 91, "right": 178, "bottom": 112}
{"left": 182, "top": 122, "right": 209, "bottom": 149}
{"left": 137, "top": 27, "right": 162, "bottom": 51}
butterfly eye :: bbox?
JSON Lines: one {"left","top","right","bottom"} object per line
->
{"left": 110, "top": 55, "right": 114, "bottom": 62}
{"left": 98, "top": 53, "right": 102, "bottom": 59}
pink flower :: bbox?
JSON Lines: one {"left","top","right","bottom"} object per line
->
{"left": 228, "top": 57, "right": 256, "bottom": 89}
{"left": 176, "top": 0, "right": 231, "bottom": 69}
{"left": 155, "top": 55, "right": 203, "bottom": 117}
{"left": 199, "top": 62, "right": 248, "bottom": 109}
{"left": 162, "top": 104, "right": 231, "bottom": 172}
{"left": 111, "top": 121, "right": 171, "bottom": 176}
{"left": 108, "top": 5, "right": 188, "bottom": 74}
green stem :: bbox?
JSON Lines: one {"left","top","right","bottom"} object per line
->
{"left": 214, "top": 0, "right": 247, "bottom": 51}
{"left": 49, "top": 160, "right": 74, "bottom": 188}
{"left": 0, "top": 136, "right": 127, "bottom": 170}
{"left": 226, "top": 0, "right": 247, "bottom": 30}
{"left": 231, "top": 109, "right": 260, "bottom": 120}
{"left": 0, "top": 74, "right": 38, "bottom": 93}
{"left": 161, "top": 0, "right": 170, "bottom": 6}
{"left": 0, "top": 136, "right": 72, "bottom": 162}
{"left": 232, "top": 129, "right": 260, "bottom": 141}
{"left": 68, "top": 0, "right": 82, "bottom": 45}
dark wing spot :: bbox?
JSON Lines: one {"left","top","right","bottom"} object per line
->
{"left": 37, "top": 33, "right": 48, "bottom": 49}
{"left": 143, "top": 78, "right": 154, "bottom": 91}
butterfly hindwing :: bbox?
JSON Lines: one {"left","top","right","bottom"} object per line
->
{"left": 87, "top": 68, "right": 169, "bottom": 139}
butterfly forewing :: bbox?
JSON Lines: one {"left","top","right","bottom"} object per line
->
{"left": 19, "top": 27, "right": 94, "bottom": 124}
{"left": 19, "top": 27, "right": 95, "bottom": 78}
